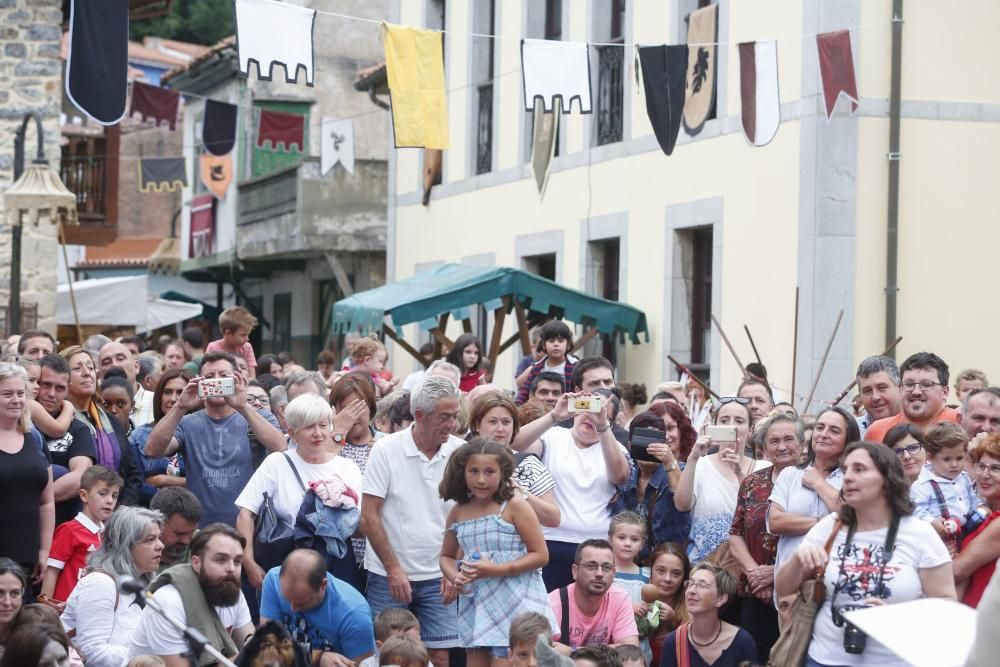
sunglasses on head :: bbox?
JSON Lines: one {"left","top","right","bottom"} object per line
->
{"left": 719, "top": 396, "right": 750, "bottom": 406}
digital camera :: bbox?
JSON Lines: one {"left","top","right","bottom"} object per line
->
{"left": 568, "top": 396, "right": 603, "bottom": 413}
{"left": 832, "top": 604, "right": 868, "bottom": 654}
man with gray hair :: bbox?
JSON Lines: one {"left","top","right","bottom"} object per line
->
{"left": 283, "top": 370, "right": 327, "bottom": 401}
{"left": 961, "top": 387, "right": 1000, "bottom": 439}
{"left": 854, "top": 355, "right": 903, "bottom": 434}
{"left": 270, "top": 384, "right": 289, "bottom": 433}
{"left": 360, "top": 375, "right": 464, "bottom": 667}
{"left": 426, "top": 359, "right": 461, "bottom": 387}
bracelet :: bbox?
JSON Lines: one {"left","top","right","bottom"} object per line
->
{"left": 663, "top": 461, "right": 678, "bottom": 472}
{"left": 595, "top": 423, "right": 610, "bottom": 434}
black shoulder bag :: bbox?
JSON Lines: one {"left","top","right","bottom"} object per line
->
{"left": 253, "top": 453, "right": 306, "bottom": 571}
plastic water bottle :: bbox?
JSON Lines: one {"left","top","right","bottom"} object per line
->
{"left": 461, "top": 547, "right": 481, "bottom": 596}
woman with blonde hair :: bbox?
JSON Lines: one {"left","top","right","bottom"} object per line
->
{"left": 0, "top": 362, "right": 55, "bottom": 585}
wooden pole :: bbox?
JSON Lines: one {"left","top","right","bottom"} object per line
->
{"left": 830, "top": 335, "right": 903, "bottom": 406}
{"left": 802, "top": 309, "right": 844, "bottom": 413}
{"left": 667, "top": 355, "right": 721, "bottom": 401}
{"left": 382, "top": 324, "right": 428, "bottom": 366}
{"left": 569, "top": 327, "right": 600, "bottom": 354}
{"left": 486, "top": 297, "right": 510, "bottom": 365}
{"left": 791, "top": 287, "right": 799, "bottom": 404}
{"left": 513, "top": 301, "right": 532, "bottom": 355}
{"left": 743, "top": 324, "right": 762, "bottom": 366}
{"left": 58, "top": 224, "right": 83, "bottom": 344}
{"left": 711, "top": 314, "right": 749, "bottom": 379}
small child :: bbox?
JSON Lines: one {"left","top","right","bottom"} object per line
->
{"left": 19, "top": 355, "right": 75, "bottom": 440}
{"left": 509, "top": 612, "right": 553, "bottom": 667}
{"left": 608, "top": 512, "right": 651, "bottom": 664}
{"left": 41, "top": 465, "right": 123, "bottom": 602}
{"left": 360, "top": 608, "right": 423, "bottom": 667}
{"left": 571, "top": 645, "right": 623, "bottom": 667}
{"left": 205, "top": 306, "right": 259, "bottom": 378}
{"left": 348, "top": 337, "right": 398, "bottom": 397}
{"left": 910, "top": 422, "right": 980, "bottom": 554}
{"left": 378, "top": 635, "right": 429, "bottom": 667}
{"left": 613, "top": 644, "right": 645, "bottom": 667}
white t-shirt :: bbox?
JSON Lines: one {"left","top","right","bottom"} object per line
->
{"left": 768, "top": 465, "right": 843, "bottom": 572}
{"left": 539, "top": 427, "right": 629, "bottom": 543}
{"left": 361, "top": 425, "right": 464, "bottom": 580}
{"left": 801, "top": 513, "right": 950, "bottom": 666}
{"left": 128, "top": 584, "right": 251, "bottom": 659}
{"left": 62, "top": 571, "right": 142, "bottom": 667}
{"left": 235, "top": 449, "right": 362, "bottom": 523}
{"left": 689, "top": 457, "right": 770, "bottom": 562}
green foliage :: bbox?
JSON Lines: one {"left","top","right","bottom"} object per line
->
{"left": 130, "top": 0, "right": 234, "bottom": 46}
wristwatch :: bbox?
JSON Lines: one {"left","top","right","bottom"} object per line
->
{"left": 332, "top": 432, "right": 346, "bottom": 444}
{"left": 663, "top": 461, "right": 678, "bottom": 472}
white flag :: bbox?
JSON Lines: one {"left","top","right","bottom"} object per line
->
{"left": 321, "top": 118, "right": 355, "bottom": 175}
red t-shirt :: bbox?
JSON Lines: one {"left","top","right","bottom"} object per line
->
{"left": 549, "top": 583, "right": 639, "bottom": 649}
{"left": 47, "top": 513, "right": 102, "bottom": 602}
{"left": 865, "top": 406, "right": 961, "bottom": 443}
{"left": 459, "top": 369, "right": 486, "bottom": 393}
{"left": 961, "top": 510, "right": 1000, "bottom": 608}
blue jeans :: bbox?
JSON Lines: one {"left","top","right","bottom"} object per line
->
{"left": 805, "top": 656, "right": 848, "bottom": 667}
{"left": 366, "top": 573, "right": 460, "bottom": 649}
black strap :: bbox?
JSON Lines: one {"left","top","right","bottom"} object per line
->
{"left": 281, "top": 452, "right": 306, "bottom": 492}
{"left": 559, "top": 586, "right": 571, "bottom": 647}
{"left": 831, "top": 514, "right": 901, "bottom": 615}
{"left": 928, "top": 480, "right": 952, "bottom": 520}
{"left": 515, "top": 450, "right": 539, "bottom": 467}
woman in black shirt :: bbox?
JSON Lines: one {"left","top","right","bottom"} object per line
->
{"left": 0, "top": 363, "right": 54, "bottom": 585}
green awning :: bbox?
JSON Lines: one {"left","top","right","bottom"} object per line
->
{"left": 332, "top": 264, "right": 649, "bottom": 344}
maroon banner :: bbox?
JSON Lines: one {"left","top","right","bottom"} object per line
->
{"left": 129, "top": 81, "right": 181, "bottom": 130}
{"left": 257, "top": 109, "right": 305, "bottom": 152}
{"left": 189, "top": 194, "right": 215, "bottom": 258}
{"left": 817, "top": 30, "right": 858, "bottom": 119}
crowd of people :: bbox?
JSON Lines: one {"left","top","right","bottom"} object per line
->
{"left": 0, "top": 308, "right": 997, "bottom": 667}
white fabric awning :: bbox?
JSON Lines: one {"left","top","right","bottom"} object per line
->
{"left": 57, "top": 275, "right": 202, "bottom": 332}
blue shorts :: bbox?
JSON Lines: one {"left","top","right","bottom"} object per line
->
{"left": 366, "top": 573, "right": 460, "bottom": 649}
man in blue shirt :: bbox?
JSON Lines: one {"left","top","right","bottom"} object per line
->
{"left": 261, "top": 549, "right": 376, "bottom": 667}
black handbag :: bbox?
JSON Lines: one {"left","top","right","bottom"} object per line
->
{"left": 252, "top": 453, "right": 306, "bottom": 572}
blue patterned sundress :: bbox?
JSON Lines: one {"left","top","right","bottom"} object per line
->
{"left": 451, "top": 500, "right": 558, "bottom": 647}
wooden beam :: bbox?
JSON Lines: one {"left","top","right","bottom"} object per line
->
{"left": 497, "top": 332, "right": 523, "bottom": 356}
{"left": 667, "top": 355, "right": 721, "bottom": 401}
{"left": 513, "top": 301, "right": 532, "bottom": 355}
{"left": 430, "top": 313, "right": 452, "bottom": 359}
{"left": 487, "top": 297, "right": 510, "bottom": 364}
{"left": 569, "top": 327, "right": 600, "bottom": 354}
{"left": 382, "top": 324, "right": 428, "bottom": 367}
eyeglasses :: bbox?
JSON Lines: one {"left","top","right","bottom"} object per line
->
{"left": 578, "top": 562, "right": 615, "bottom": 573}
{"left": 892, "top": 444, "right": 923, "bottom": 458}
{"left": 684, "top": 580, "right": 716, "bottom": 591}
{"left": 719, "top": 396, "right": 749, "bottom": 406}
{"left": 974, "top": 462, "right": 1000, "bottom": 476}
{"left": 901, "top": 380, "right": 942, "bottom": 393}
{"left": 247, "top": 395, "right": 270, "bottom": 406}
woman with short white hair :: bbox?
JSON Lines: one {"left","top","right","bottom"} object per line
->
{"left": 236, "top": 393, "right": 363, "bottom": 590}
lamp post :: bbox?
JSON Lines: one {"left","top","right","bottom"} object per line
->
{"left": 4, "top": 112, "right": 78, "bottom": 335}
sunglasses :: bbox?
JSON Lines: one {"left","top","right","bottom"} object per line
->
{"left": 719, "top": 396, "right": 750, "bottom": 406}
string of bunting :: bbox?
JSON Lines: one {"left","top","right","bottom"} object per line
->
{"left": 66, "top": 0, "right": 866, "bottom": 197}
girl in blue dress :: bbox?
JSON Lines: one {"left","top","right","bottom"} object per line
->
{"left": 439, "top": 438, "right": 557, "bottom": 667}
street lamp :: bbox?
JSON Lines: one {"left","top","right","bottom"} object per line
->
{"left": 3, "top": 112, "right": 78, "bottom": 334}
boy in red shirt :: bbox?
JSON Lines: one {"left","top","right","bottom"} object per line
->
{"left": 41, "top": 465, "right": 122, "bottom": 603}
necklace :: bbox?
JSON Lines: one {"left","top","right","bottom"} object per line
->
{"left": 688, "top": 621, "right": 722, "bottom": 647}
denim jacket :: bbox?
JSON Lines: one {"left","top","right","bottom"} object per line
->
{"left": 618, "top": 462, "right": 691, "bottom": 558}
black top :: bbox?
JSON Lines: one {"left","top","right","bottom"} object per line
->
{"left": 659, "top": 627, "right": 758, "bottom": 667}
{"left": 0, "top": 433, "right": 51, "bottom": 564}
{"left": 43, "top": 419, "right": 96, "bottom": 525}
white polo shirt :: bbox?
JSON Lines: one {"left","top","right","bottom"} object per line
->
{"left": 361, "top": 425, "right": 464, "bottom": 580}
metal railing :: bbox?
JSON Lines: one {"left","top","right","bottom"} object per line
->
{"left": 596, "top": 45, "right": 624, "bottom": 146}
{"left": 476, "top": 83, "right": 494, "bottom": 175}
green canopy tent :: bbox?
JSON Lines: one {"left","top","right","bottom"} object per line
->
{"left": 331, "top": 264, "right": 648, "bottom": 366}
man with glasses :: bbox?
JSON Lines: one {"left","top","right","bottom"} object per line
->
{"left": 548, "top": 539, "right": 639, "bottom": 655}
{"left": 866, "top": 352, "right": 961, "bottom": 443}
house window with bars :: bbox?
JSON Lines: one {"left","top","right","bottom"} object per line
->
{"left": 473, "top": 0, "right": 496, "bottom": 175}
{"left": 595, "top": 0, "right": 626, "bottom": 146}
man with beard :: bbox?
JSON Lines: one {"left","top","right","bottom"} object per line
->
{"left": 547, "top": 539, "right": 638, "bottom": 655}
{"left": 150, "top": 487, "right": 202, "bottom": 571}
{"left": 129, "top": 524, "right": 254, "bottom": 664}
{"left": 261, "top": 549, "right": 376, "bottom": 666}
{"left": 865, "top": 352, "right": 961, "bottom": 443}
{"left": 855, "top": 355, "right": 904, "bottom": 434}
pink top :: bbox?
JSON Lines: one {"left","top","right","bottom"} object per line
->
{"left": 548, "top": 583, "right": 639, "bottom": 649}
{"left": 206, "top": 339, "right": 257, "bottom": 368}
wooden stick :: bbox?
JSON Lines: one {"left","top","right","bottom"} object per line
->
{"left": 791, "top": 287, "right": 799, "bottom": 404}
{"left": 569, "top": 327, "right": 600, "bottom": 354}
{"left": 58, "top": 224, "right": 83, "bottom": 344}
{"left": 486, "top": 296, "right": 510, "bottom": 365}
{"left": 743, "top": 324, "right": 762, "bottom": 366}
{"left": 382, "top": 324, "right": 428, "bottom": 367}
{"left": 711, "top": 314, "right": 749, "bottom": 379}
{"left": 830, "top": 336, "right": 903, "bottom": 406}
{"left": 802, "top": 309, "right": 844, "bottom": 413}
{"left": 513, "top": 301, "right": 532, "bottom": 355}
{"left": 667, "top": 355, "right": 721, "bottom": 401}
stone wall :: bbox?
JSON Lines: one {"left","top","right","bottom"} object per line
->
{"left": 0, "top": 0, "right": 64, "bottom": 335}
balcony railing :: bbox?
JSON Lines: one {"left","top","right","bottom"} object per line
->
{"left": 60, "top": 144, "right": 107, "bottom": 221}
{"left": 0, "top": 302, "right": 38, "bottom": 338}
{"left": 476, "top": 83, "right": 494, "bottom": 175}
{"left": 596, "top": 44, "right": 624, "bottom": 146}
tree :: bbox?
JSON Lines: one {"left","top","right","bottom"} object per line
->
{"left": 130, "top": 0, "right": 234, "bottom": 46}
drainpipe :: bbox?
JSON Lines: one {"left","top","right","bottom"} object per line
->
{"left": 885, "top": 0, "right": 903, "bottom": 358}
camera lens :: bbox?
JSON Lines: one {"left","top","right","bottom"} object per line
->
{"left": 843, "top": 622, "right": 867, "bottom": 654}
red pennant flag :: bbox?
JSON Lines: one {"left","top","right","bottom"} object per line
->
{"left": 189, "top": 194, "right": 215, "bottom": 258}
{"left": 257, "top": 109, "right": 305, "bottom": 152}
{"left": 817, "top": 30, "right": 858, "bottom": 119}
{"left": 129, "top": 81, "right": 181, "bottom": 130}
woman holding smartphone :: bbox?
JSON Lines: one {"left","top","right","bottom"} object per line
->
{"left": 674, "top": 396, "right": 770, "bottom": 564}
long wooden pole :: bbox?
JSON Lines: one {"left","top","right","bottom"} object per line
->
{"left": 743, "top": 324, "right": 762, "bottom": 366}
{"left": 802, "top": 309, "right": 844, "bottom": 413}
{"left": 667, "top": 355, "right": 721, "bottom": 401}
{"left": 791, "top": 287, "right": 799, "bottom": 402}
{"left": 58, "top": 224, "right": 83, "bottom": 344}
{"left": 711, "top": 314, "right": 749, "bottom": 379}
{"left": 830, "top": 336, "right": 904, "bottom": 406}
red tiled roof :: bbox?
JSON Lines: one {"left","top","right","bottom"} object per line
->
{"left": 145, "top": 37, "right": 210, "bottom": 59}
{"left": 162, "top": 35, "right": 236, "bottom": 81}
{"left": 128, "top": 41, "right": 188, "bottom": 68}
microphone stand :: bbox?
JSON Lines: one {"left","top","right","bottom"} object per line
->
{"left": 129, "top": 590, "right": 238, "bottom": 667}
